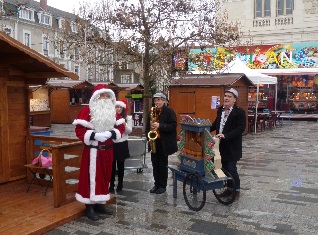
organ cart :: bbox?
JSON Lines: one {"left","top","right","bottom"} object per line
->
{"left": 168, "top": 115, "right": 236, "bottom": 211}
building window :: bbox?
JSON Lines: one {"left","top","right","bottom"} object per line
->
{"left": 74, "top": 47, "right": 79, "bottom": 60}
{"left": 60, "top": 63, "right": 66, "bottom": 68}
{"left": 42, "top": 35, "right": 49, "bottom": 56}
{"left": 38, "top": 12, "right": 52, "bottom": 26}
{"left": 277, "top": 0, "right": 293, "bottom": 16}
{"left": 57, "top": 18, "right": 65, "bottom": 28}
{"left": 19, "top": 8, "right": 34, "bottom": 21}
{"left": 71, "top": 22, "right": 77, "bottom": 33}
{"left": 24, "top": 32, "right": 31, "bottom": 47}
{"left": 3, "top": 27, "right": 12, "bottom": 36}
{"left": 121, "top": 75, "right": 131, "bottom": 83}
{"left": 74, "top": 65, "right": 79, "bottom": 75}
{"left": 59, "top": 43, "right": 65, "bottom": 58}
{"left": 255, "top": 0, "right": 271, "bottom": 18}
{"left": 0, "top": 0, "right": 4, "bottom": 13}
{"left": 121, "top": 62, "right": 128, "bottom": 69}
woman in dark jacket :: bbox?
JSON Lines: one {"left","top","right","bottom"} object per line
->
{"left": 146, "top": 93, "right": 178, "bottom": 194}
{"left": 109, "top": 100, "right": 132, "bottom": 193}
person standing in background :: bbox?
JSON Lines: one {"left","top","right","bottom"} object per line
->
{"left": 145, "top": 93, "right": 178, "bottom": 194}
{"left": 210, "top": 88, "right": 246, "bottom": 199}
{"left": 109, "top": 100, "right": 132, "bottom": 193}
{"left": 73, "top": 84, "right": 125, "bottom": 221}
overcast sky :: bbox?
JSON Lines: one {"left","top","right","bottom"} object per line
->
{"left": 35, "top": 0, "right": 81, "bottom": 13}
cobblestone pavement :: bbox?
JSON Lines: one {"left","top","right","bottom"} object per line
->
{"left": 46, "top": 120, "right": 318, "bottom": 235}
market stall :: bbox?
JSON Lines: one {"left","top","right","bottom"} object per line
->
{"left": 0, "top": 32, "right": 78, "bottom": 183}
{"left": 47, "top": 80, "right": 94, "bottom": 123}
{"left": 220, "top": 58, "right": 277, "bottom": 133}
{"left": 255, "top": 69, "right": 318, "bottom": 113}
{"left": 169, "top": 73, "right": 254, "bottom": 134}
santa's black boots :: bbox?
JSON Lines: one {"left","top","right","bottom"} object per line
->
{"left": 94, "top": 204, "right": 113, "bottom": 215}
{"left": 85, "top": 204, "right": 100, "bottom": 221}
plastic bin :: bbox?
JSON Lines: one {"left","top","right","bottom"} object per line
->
{"left": 30, "top": 126, "right": 53, "bottom": 136}
{"left": 30, "top": 130, "right": 53, "bottom": 136}
{"left": 125, "top": 137, "right": 147, "bottom": 173}
{"left": 30, "top": 126, "right": 53, "bottom": 146}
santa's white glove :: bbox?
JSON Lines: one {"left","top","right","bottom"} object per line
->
{"left": 94, "top": 133, "right": 108, "bottom": 142}
{"left": 101, "top": 131, "right": 112, "bottom": 139}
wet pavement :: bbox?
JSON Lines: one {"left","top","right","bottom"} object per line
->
{"left": 45, "top": 120, "right": 318, "bottom": 235}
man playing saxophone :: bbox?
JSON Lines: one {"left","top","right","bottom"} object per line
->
{"left": 145, "top": 93, "right": 178, "bottom": 194}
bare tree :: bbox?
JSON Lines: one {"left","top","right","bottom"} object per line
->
{"left": 57, "top": 0, "right": 241, "bottom": 120}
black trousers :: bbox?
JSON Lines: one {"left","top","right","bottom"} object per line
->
{"left": 110, "top": 160, "right": 125, "bottom": 186}
{"left": 221, "top": 160, "right": 240, "bottom": 190}
{"left": 151, "top": 139, "right": 168, "bottom": 188}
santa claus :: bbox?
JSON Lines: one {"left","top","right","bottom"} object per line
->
{"left": 73, "top": 84, "right": 125, "bottom": 221}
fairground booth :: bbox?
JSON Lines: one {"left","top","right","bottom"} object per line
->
{"left": 169, "top": 73, "right": 254, "bottom": 134}
{"left": 173, "top": 44, "right": 318, "bottom": 114}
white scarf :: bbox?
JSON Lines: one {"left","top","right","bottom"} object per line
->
{"left": 219, "top": 107, "right": 233, "bottom": 134}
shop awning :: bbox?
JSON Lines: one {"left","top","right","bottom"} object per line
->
{"left": 254, "top": 68, "right": 318, "bottom": 76}
{"left": 220, "top": 58, "right": 277, "bottom": 85}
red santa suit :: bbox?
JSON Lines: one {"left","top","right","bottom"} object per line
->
{"left": 72, "top": 84, "right": 125, "bottom": 205}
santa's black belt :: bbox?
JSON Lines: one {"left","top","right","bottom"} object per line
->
{"left": 86, "top": 145, "right": 113, "bottom": 150}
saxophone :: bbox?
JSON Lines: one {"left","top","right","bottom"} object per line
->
{"left": 148, "top": 107, "right": 159, "bottom": 153}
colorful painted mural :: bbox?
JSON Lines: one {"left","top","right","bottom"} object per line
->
{"left": 176, "top": 42, "right": 318, "bottom": 72}
{"left": 236, "top": 43, "right": 318, "bottom": 69}
{"left": 188, "top": 47, "right": 235, "bottom": 71}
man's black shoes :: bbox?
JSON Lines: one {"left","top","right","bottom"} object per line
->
{"left": 155, "top": 187, "right": 166, "bottom": 194}
{"left": 150, "top": 186, "right": 166, "bottom": 194}
{"left": 150, "top": 186, "right": 158, "bottom": 193}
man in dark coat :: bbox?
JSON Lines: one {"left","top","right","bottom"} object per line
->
{"left": 146, "top": 93, "right": 178, "bottom": 194}
{"left": 210, "top": 88, "right": 246, "bottom": 197}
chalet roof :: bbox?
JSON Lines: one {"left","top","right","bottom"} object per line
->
{"left": 169, "top": 73, "right": 254, "bottom": 87}
{"left": 90, "top": 82, "right": 123, "bottom": 91}
{"left": 46, "top": 80, "right": 93, "bottom": 89}
{"left": 0, "top": 32, "right": 78, "bottom": 83}
{"left": 46, "top": 80, "right": 125, "bottom": 91}
{"left": 116, "top": 83, "right": 144, "bottom": 91}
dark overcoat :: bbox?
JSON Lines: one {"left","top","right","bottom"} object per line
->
{"left": 210, "top": 105, "right": 246, "bottom": 161}
{"left": 146, "top": 104, "right": 178, "bottom": 156}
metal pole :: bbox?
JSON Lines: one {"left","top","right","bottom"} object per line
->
{"left": 254, "top": 81, "right": 259, "bottom": 134}
{"left": 275, "top": 82, "right": 277, "bottom": 112}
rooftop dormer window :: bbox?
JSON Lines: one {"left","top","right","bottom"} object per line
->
{"left": 19, "top": 7, "right": 35, "bottom": 21}
{"left": 38, "top": 12, "right": 52, "bottom": 26}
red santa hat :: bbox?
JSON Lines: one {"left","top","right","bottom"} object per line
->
{"left": 89, "top": 84, "right": 116, "bottom": 105}
{"left": 115, "top": 100, "right": 128, "bottom": 113}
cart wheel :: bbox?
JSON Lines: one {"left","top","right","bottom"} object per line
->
{"left": 213, "top": 169, "right": 236, "bottom": 205}
{"left": 137, "top": 168, "right": 143, "bottom": 173}
{"left": 183, "top": 172, "right": 206, "bottom": 211}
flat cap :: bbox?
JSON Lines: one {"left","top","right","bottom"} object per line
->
{"left": 153, "top": 92, "right": 167, "bottom": 100}
{"left": 225, "top": 88, "right": 238, "bottom": 98}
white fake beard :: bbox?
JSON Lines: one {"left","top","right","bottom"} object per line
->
{"left": 90, "top": 98, "right": 116, "bottom": 132}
